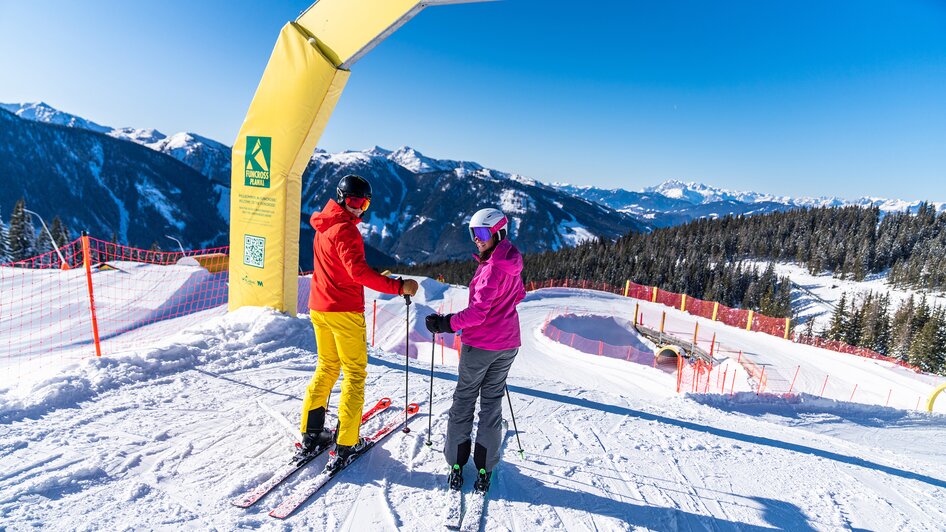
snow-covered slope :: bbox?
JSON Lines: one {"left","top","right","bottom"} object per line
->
{"left": 1, "top": 267, "right": 945, "bottom": 530}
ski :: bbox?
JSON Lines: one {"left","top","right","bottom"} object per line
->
{"left": 268, "top": 402, "right": 421, "bottom": 519}
{"left": 443, "top": 478, "right": 464, "bottom": 529}
{"left": 447, "top": 420, "right": 510, "bottom": 531}
{"left": 230, "top": 397, "right": 392, "bottom": 508}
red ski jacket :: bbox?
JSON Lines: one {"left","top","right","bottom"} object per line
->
{"left": 308, "top": 200, "right": 403, "bottom": 312}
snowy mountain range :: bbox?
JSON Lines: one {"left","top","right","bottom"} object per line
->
{"left": 555, "top": 180, "right": 946, "bottom": 228}
{"left": 0, "top": 102, "right": 643, "bottom": 265}
{"left": 3, "top": 101, "right": 943, "bottom": 264}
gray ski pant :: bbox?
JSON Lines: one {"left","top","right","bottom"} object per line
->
{"left": 444, "top": 344, "right": 518, "bottom": 472}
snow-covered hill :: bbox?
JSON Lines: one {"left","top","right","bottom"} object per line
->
{"left": 1, "top": 267, "right": 944, "bottom": 530}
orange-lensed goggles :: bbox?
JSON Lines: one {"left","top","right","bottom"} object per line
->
{"left": 344, "top": 196, "right": 371, "bottom": 211}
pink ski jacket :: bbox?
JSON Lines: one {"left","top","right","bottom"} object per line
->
{"left": 449, "top": 239, "right": 526, "bottom": 350}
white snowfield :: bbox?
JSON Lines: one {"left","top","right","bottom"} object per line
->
{"left": 1, "top": 275, "right": 945, "bottom": 531}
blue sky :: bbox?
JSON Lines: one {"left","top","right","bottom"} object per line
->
{"left": 1, "top": 0, "right": 944, "bottom": 200}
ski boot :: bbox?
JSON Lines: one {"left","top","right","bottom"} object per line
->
{"left": 326, "top": 437, "right": 368, "bottom": 473}
{"left": 294, "top": 429, "right": 334, "bottom": 462}
{"left": 447, "top": 464, "right": 464, "bottom": 491}
{"left": 472, "top": 468, "right": 492, "bottom": 494}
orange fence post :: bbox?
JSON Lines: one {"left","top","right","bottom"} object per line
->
{"left": 709, "top": 333, "right": 716, "bottom": 357}
{"left": 757, "top": 366, "right": 766, "bottom": 395}
{"left": 721, "top": 367, "right": 727, "bottom": 393}
{"left": 849, "top": 383, "right": 858, "bottom": 402}
{"left": 680, "top": 294, "right": 687, "bottom": 312}
{"left": 372, "top": 300, "right": 377, "bottom": 347}
{"left": 784, "top": 317, "right": 791, "bottom": 340}
{"left": 692, "top": 322, "right": 699, "bottom": 348}
{"left": 885, "top": 388, "right": 892, "bottom": 407}
{"left": 598, "top": 341, "right": 603, "bottom": 356}
{"left": 746, "top": 310, "right": 754, "bottom": 331}
{"left": 651, "top": 286, "right": 658, "bottom": 303}
{"left": 634, "top": 303, "right": 640, "bottom": 327}
{"left": 660, "top": 312, "right": 666, "bottom": 334}
{"left": 729, "top": 371, "right": 736, "bottom": 398}
{"left": 712, "top": 302, "right": 719, "bottom": 321}
{"left": 737, "top": 350, "right": 742, "bottom": 363}
{"left": 676, "top": 355, "right": 684, "bottom": 393}
{"left": 819, "top": 375, "right": 829, "bottom": 398}
{"left": 624, "top": 280, "right": 630, "bottom": 297}
{"left": 81, "top": 233, "right": 103, "bottom": 357}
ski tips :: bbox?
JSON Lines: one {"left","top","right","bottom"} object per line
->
{"left": 406, "top": 402, "right": 421, "bottom": 415}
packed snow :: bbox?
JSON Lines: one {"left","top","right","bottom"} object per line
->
{"left": 1, "top": 269, "right": 945, "bottom": 530}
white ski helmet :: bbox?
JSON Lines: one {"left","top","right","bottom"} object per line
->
{"left": 468, "top": 208, "right": 509, "bottom": 242}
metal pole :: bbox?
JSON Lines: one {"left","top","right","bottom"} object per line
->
{"left": 505, "top": 385, "right": 524, "bottom": 459}
{"left": 164, "top": 235, "right": 186, "bottom": 254}
{"left": 426, "top": 332, "right": 436, "bottom": 446}
{"left": 403, "top": 293, "right": 412, "bottom": 433}
{"left": 23, "top": 209, "right": 68, "bottom": 267}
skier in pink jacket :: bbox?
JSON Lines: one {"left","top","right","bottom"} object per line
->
{"left": 425, "top": 207, "right": 526, "bottom": 494}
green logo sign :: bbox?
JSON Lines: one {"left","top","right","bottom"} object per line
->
{"left": 245, "top": 136, "right": 271, "bottom": 188}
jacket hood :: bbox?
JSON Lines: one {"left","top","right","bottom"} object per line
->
{"left": 483, "top": 239, "right": 522, "bottom": 276}
{"left": 311, "top": 199, "right": 360, "bottom": 232}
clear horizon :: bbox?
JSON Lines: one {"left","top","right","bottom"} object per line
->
{"left": 1, "top": 0, "right": 944, "bottom": 202}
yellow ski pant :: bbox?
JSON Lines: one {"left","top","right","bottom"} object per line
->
{"left": 300, "top": 310, "right": 368, "bottom": 446}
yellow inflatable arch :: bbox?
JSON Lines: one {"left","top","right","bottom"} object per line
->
{"left": 928, "top": 382, "right": 946, "bottom": 413}
{"left": 228, "top": 0, "right": 488, "bottom": 312}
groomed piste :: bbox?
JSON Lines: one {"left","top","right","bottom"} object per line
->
{"left": 1, "top": 274, "right": 945, "bottom": 530}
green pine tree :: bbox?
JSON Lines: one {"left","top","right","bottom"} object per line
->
{"left": 7, "top": 198, "right": 36, "bottom": 261}
{"left": 826, "top": 293, "right": 848, "bottom": 341}
{"left": 49, "top": 216, "right": 71, "bottom": 248}
{"left": 0, "top": 206, "right": 9, "bottom": 263}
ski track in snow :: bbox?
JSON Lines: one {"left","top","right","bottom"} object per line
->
{"left": 1, "top": 280, "right": 945, "bottom": 530}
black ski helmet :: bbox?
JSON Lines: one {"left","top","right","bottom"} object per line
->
{"left": 336, "top": 174, "right": 372, "bottom": 204}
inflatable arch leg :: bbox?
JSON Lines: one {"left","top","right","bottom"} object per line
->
{"left": 927, "top": 383, "right": 946, "bottom": 413}
{"left": 228, "top": 0, "right": 487, "bottom": 313}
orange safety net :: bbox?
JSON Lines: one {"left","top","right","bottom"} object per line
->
{"left": 1, "top": 237, "right": 229, "bottom": 382}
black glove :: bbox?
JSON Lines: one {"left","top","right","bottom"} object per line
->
{"left": 425, "top": 313, "right": 455, "bottom": 334}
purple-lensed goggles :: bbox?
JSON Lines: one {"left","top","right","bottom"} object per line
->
{"left": 469, "top": 226, "right": 494, "bottom": 242}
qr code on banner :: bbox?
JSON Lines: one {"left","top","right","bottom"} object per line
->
{"left": 243, "top": 234, "right": 265, "bottom": 268}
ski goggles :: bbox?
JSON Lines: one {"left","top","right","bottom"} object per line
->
{"left": 469, "top": 226, "right": 494, "bottom": 242}
{"left": 344, "top": 196, "right": 371, "bottom": 211}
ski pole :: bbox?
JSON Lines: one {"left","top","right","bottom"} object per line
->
{"left": 505, "top": 385, "right": 524, "bottom": 458}
{"left": 426, "top": 332, "right": 436, "bottom": 446}
{"left": 403, "top": 292, "right": 412, "bottom": 434}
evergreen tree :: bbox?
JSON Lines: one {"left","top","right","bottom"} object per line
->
{"left": 0, "top": 205, "right": 9, "bottom": 263}
{"left": 49, "top": 216, "right": 71, "bottom": 248}
{"left": 908, "top": 310, "right": 946, "bottom": 373}
{"left": 826, "top": 293, "right": 848, "bottom": 341}
{"left": 7, "top": 198, "right": 36, "bottom": 261}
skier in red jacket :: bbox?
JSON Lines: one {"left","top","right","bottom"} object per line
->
{"left": 300, "top": 174, "right": 418, "bottom": 470}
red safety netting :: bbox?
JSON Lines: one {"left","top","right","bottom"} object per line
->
{"left": 753, "top": 314, "right": 789, "bottom": 339}
{"left": 625, "top": 281, "right": 652, "bottom": 301}
{"left": 1, "top": 239, "right": 90, "bottom": 381}
{"left": 716, "top": 303, "right": 751, "bottom": 330}
{"left": 676, "top": 358, "right": 733, "bottom": 395}
{"left": 654, "top": 288, "right": 680, "bottom": 309}
{"left": 526, "top": 279, "right": 624, "bottom": 295}
{"left": 1, "top": 237, "right": 229, "bottom": 383}
{"left": 796, "top": 335, "right": 921, "bottom": 373}
{"left": 685, "top": 296, "right": 716, "bottom": 321}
